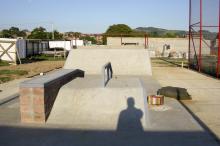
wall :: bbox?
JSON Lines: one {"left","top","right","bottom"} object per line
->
{"left": 107, "top": 37, "right": 189, "bottom": 52}
{"left": 107, "top": 37, "right": 213, "bottom": 55}
{"left": 49, "top": 41, "right": 71, "bottom": 51}
{"left": 71, "top": 40, "right": 84, "bottom": 47}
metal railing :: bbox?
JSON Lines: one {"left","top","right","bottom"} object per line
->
{"left": 102, "top": 62, "right": 113, "bottom": 87}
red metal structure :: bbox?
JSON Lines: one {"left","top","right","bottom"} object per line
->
{"left": 189, "top": 0, "right": 220, "bottom": 78}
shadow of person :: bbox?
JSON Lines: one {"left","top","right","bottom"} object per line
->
{"left": 117, "top": 97, "right": 144, "bottom": 133}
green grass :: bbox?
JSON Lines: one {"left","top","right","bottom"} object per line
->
{"left": 0, "top": 70, "right": 28, "bottom": 76}
{"left": 0, "top": 60, "right": 10, "bottom": 66}
{"left": 0, "top": 77, "right": 12, "bottom": 83}
{"left": 31, "top": 54, "right": 65, "bottom": 61}
{"left": 0, "top": 70, "right": 28, "bottom": 84}
{"left": 21, "top": 54, "right": 66, "bottom": 63}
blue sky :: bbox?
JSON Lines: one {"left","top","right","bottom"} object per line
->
{"left": 0, "top": 0, "right": 189, "bottom": 33}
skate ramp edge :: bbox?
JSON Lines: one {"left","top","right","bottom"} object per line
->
{"left": 64, "top": 48, "right": 152, "bottom": 76}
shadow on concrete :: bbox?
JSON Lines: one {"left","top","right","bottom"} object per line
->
{"left": 117, "top": 97, "right": 143, "bottom": 132}
{"left": 0, "top": 98, "right": 219, "bottom": 146}
{"left": 0, "top": 125, "right": 218, "bottom": 146}
{"left": 180, "top": 101, "right": 220, "bottom": 145}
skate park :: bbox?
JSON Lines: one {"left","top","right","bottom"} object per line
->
{"left": 5, "top": 47, "right": 215, "bottom": 146}
{"left": 0, "top": 0, "right": 220, "bottom": 145}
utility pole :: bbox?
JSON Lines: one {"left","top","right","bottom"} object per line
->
{"left": 52, "top": 23, "right": 54, "bottom": 40}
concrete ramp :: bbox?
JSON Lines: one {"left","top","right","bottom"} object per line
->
{"left": 49, "top": 48, "right": 152, "bottom": 130}
{"left": 64, "top": 48, "right": 152, "bottom": 76}
{"left": 47, "top": 76, "right": 147, "bottom": 130}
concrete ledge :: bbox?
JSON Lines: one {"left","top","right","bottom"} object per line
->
{"left": 19, "top": 69, "right": 84, "bottom": 124}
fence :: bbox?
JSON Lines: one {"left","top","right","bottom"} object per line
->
{"left": 0, "top": 38, "right": 49, "bottom": 63}
{"left": 0, "top": 38, "right": 20, "bottom": 64}
{"left": 25, "top": 40, "right": 49, "bottom": 57}
{"left": 189, "top": 0, "right": 220, "bottom": 78}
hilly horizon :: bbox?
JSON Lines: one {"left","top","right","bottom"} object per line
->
{"left": 134, "top": 26, "right": 218, "bottom": 40}
{"left": 134, "top": 27, "right": 187, "bottom": 37}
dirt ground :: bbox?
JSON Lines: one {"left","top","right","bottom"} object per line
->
{"left": 0, "top": 60, "right": 65, "bottom": 81}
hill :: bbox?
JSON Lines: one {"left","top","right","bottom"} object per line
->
{"left": 134, "top": 27, "right": 187, "bottom": 38}
{"left": 134, "top": 27, "right": 217, "bottom": 40}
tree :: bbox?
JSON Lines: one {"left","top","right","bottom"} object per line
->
{"left": 105, "top": 24, "right": 132, "bottom": 35}
{"left": 1, "top": 29, "right": 11, "bottom": 38}
{"left": 150, "top": 31, "right": 159, "bottom": 37}
{"left": 1, "top": 27, "right": 27, "bottom": 38}
{"left": 164, "top": 32, "right": 176, "bottom": 38}
{"left": 28, "top": 27, "right": 49, "bottom": 39}
{"left": 53, "top": 30, "right": 63, "bottom": 40}
{"left": 74, "top": 32, "right": 81, "bottom": 38}
{"left": 80, "top": 36, "right": 97, "bottom": 44}
{"left": 9, "top": 27, "right": 20, "bottom": 37}
{"left": 48, "top": 30, "right": 63, "bottom": 40}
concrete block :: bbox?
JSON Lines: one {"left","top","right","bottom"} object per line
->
{"left": 19, "top": 69, "right": 85, "bottom": 123}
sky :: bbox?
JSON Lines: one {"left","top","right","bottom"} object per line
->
{"left": 0, "top": 0, "right": 189, "bottom": 33}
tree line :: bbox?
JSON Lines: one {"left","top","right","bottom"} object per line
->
{"left": 0, "top": 26, "right": 63, "bottom": 40}
{"left": 104, "top": 24, "right": 182, "bottom": 38}
{"left": 0, "top": 24, "right": 184, "bottom": 44}
{"left": 0, "top": 27, "right": 97, "bottom": 44}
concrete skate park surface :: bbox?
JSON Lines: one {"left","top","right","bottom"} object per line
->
{"left": 49, "top": 48, "right": 152, "bottom": 129}
{"left": 48, "top": 75, "right": 206, "bottom": 132}
{"left": 64, "top": 48, "right": 152, "bottom": 75}
{"left": 45, "top": 48, "right": 219, "bottom": 146}
{"left": 48, "top": 75, "right": 147, "bottom": 130}
{"left": 0, "top": 48, "right": 219, "bottom": 146}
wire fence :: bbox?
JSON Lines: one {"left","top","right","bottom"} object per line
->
{"left": 189, "top": 0, "right": 220, "bottom": 78}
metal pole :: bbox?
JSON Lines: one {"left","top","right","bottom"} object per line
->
{"left": 147, "top": 34, "right": 149, "bottom": 48}
{"left": 52, "top": 23, "right": 54, "bottom": 40}
{"left": 189, "top": 0, "right": 192, "bottom": 69}
{"left": 75, "top": 33, "right": 77, "bottom": 48}
{"left": 199, "top": 0, "right": 203, "bottom": 72}
{"left": 217, "top": 0, "right": 220, "bottom": 78}
{"left": 120, "top": 34, "right": 123, "bottom": 45}
{"left": 144, "top": 34, "right": 147, "bottom": 49}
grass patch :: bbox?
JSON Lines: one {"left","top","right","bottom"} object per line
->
{"left": 21, "top": 54, "right": 66, "bottom": 63}
{"left": 32, "top": 54, "right": 65, "bottom": 61}
{"left": 151, "top": 58, "right": 189, "bottom": 68}
{"left": 0, "top": 77, "right": 12, "bottom": 83}
{"left": 0, "top": 70, "right": 28, "bottom": 76}
{"left": 0, "top": 60, "right": 10, "bottom": 66}
{"left": 0, "top": 70, "right": 28, "bottom": 84}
